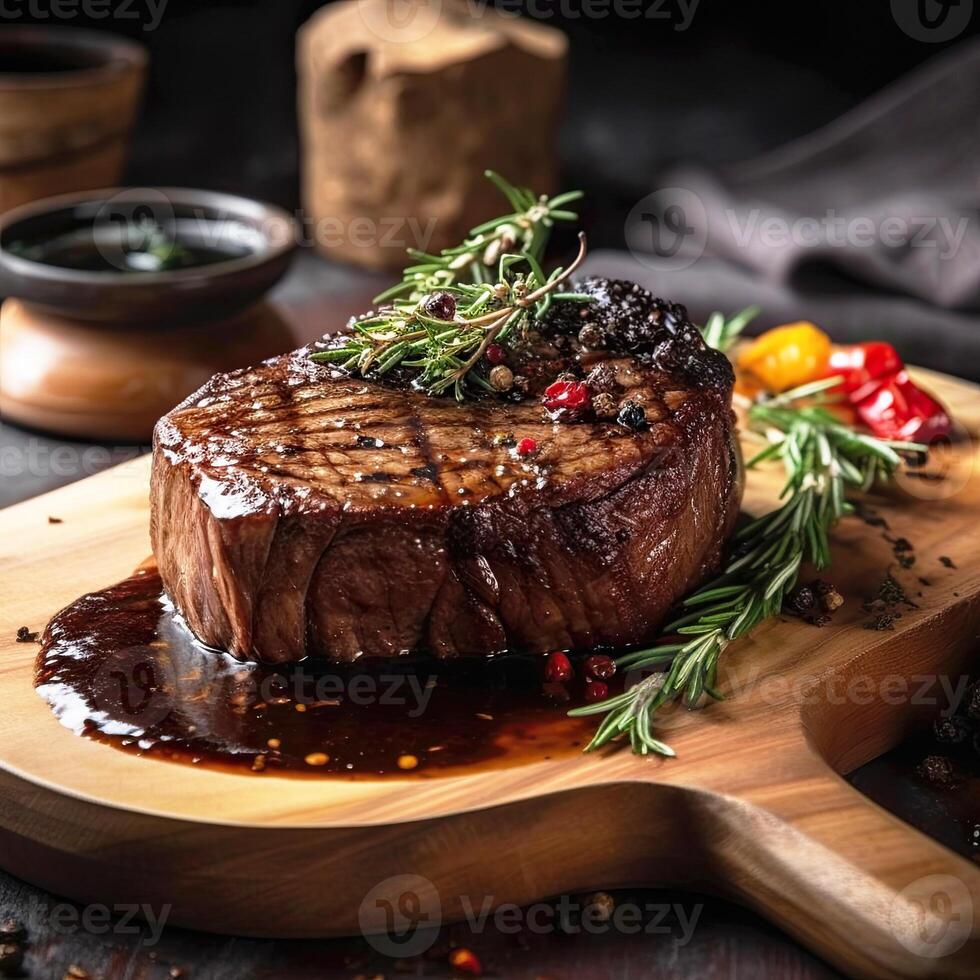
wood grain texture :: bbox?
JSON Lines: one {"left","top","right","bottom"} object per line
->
{"left": 0, "top": 367, "right": 978, "bottom": 979}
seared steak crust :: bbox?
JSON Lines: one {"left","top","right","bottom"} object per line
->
{"left": 151, "top": 279, "right": 743, "bottom": 663}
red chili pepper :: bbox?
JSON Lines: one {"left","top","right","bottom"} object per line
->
{"left": 543, "top": 380, "right": 591, "bottom": 413}
{"left": 852, "top": 370, "right": 951, "bottom": 443}
{"left": 516, "top": 437, "right": 538, "bottom": 456}
{"left": 826, "top": 342, "right": 904, "bottom": 399}
{"left": 826, "top": 342, "right": 952, "bottom": 443}
{"left": 544, "top": 651, "right": 573, "bottom": 683}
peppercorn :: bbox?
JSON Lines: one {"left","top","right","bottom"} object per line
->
{"left": 812, "top": 579, "right": 844, "bottom": 613}
{"left": 544, "top": 651, "right": 573, "bottom": 683}
{"left": 577, "top": 323, "right": 605, "bottom": 349}
{"left": 916, "top": 754, "right": 956, "bottom": 787}
{"left": 584, "top": 679, "right": 609, "bottom": 703}
{"left": 489, "top": 365, "right": 514, "bottom": 391}
{"left": 485, "top": 343, "right": 507, "bottom": 365}
{"left": 785, "top": 585, "right": 816, "bottom": 617}
{"left": 585, "top": 361, "right": 619, "bottom": 395}
{"left": 15, "top": 626, "right": 38, "bottom": 643}
{"left": 933, "top": 716, "right": 972, "bottom": 745}
{"left": 616, "top": 400, "right": 649, "bottom": 431}
{"left": 584, "top": 655, "right": 616, "bottom": 680}
{"left": 593, "top": 391, "right": 617, "bottom": 419}
{"left": 422, "top": 291, "right": 456, "bottom": 321}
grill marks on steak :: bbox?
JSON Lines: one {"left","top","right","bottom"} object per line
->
{"left": 151, "top": 279, "right": 743, "bottom": 663}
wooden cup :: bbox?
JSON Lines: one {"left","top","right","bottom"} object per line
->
{"left": 0, "top": 27, "right": 147, "bottom": 214}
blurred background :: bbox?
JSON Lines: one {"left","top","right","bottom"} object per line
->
{"left": 0, "top": 3, "right": 967, "bottom": 246}
{"left": 38, "top": 1, "right": 974, "bottom": 223}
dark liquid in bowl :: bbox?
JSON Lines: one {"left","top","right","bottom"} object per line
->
{"left": 35, "top": 566, "right": 594, "bottom": 778}
{"left": 10, "top": 219, "right": 255, "bottom": 273}
{"left": 0, "top": 52, "right": 103, "bottom": 73}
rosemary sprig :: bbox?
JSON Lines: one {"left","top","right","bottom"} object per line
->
{"left": 310, "top": 171, "right": 589, "bottom": 400}
{"left": 569, "top": 375, "right": 924, "bottom": 756}
{"left": 700, "top": 305, "right": 761, "bottom": 353}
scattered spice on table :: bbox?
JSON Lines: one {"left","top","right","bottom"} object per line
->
{"left": 785, "top": 579, "right": 843, "bottom": 625}
{"left": 48, "top": 515, "right": 63, "bottom": 524}
{"left": 916, "top": 754, "right": 957, "bottom": 788}
{"left": 940, "top": 555, "right": 957, "bottom": 568}
{"left": 15, "top": 626, "right": 38, "bottom": 643}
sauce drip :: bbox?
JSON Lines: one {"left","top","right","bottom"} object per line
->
{"left": 34, "top": 566, "right": 594, "bottom": 778}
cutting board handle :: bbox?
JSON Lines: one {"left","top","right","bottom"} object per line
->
{"left": 698, "top": 758, "right": 980, "bottom": 979}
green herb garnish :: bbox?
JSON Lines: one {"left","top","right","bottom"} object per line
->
{"left": 310, "top": 171, "right": 590, "bottom": 401}
{"left": 570, "top": 366, "right": 924, "bottom": 756}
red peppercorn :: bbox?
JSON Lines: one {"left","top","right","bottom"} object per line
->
{"left": 584, "top": 679, "right": 609, "bottom": 703}
{"left": 485, "top": 343, "right": 507, "bottom": 365}
{"left": 423, "top": 291, "right": 457, "bottom": 321}
{"left": 543, "top": 380, "right": 592, "bottom": 413}
{"left": 584, "top": 654, "right": 616, "bottom": 680}
{"left": 544, "top": 651, "right": 573, "bottom": 683}
{"left": 516, "top": 437, "right": 538, "bottom": 456}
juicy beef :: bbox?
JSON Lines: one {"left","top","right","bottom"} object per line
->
{"left": 151, "top": 279, "right": 743, "bottom": 663}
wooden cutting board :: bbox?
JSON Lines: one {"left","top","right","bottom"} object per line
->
{"left": 0, "top": 367, "right": 978, "bottom": 979}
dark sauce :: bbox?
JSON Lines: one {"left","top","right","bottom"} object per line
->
{"left": 35, "top": 566, "right": 594, "bottom": 778}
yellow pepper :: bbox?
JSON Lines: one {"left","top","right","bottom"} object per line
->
{"left": 737, "top": 321, "right": 831, "bottom": 393}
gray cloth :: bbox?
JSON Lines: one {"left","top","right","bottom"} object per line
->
{"left": 599, "top": 37, "right": 980, "bottom": 381}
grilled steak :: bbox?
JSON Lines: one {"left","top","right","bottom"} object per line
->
{"left": 151, "top": 278, "right": 743, "bottom": 663}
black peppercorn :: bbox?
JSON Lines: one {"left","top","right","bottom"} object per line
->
{"left": 933, "top": 715, "right": 972, "bottom": 745}
{"left": 916, "top": 754, "right": 956, "bottom": 787}
{"left": 786, "top": 585, "right": 816, "bottom": 617}
{"left": 422, "top": 291, "right": 456, "bottom": 321}
{"left": 577, "top": 323, "right": 605, "bottom": 349}
{"left": 617, "top": 400, "right": 649, "bottom": 431}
